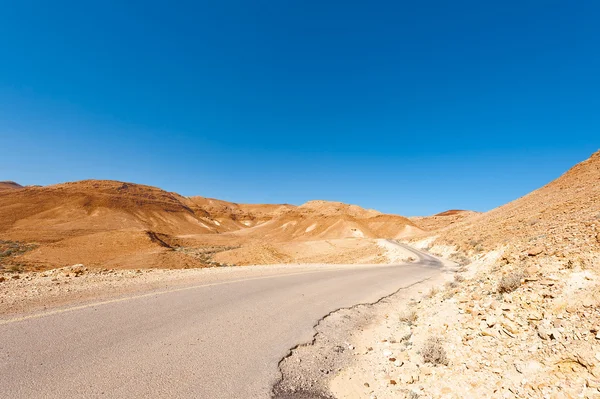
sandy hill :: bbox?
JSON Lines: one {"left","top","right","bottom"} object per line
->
{"left": 410, "top": 210, "right": 480, "bottom": 231}
{"left": 432, "top": 150, "right": 600, "bottom": 260}
{"left": 0, "top": 180, "right": 416, "bottom": 270}
{"left": 0, "top": 181, "right": 23, "bottom": 190}
{"left": 185, "top": 196, "right": 295, "bottom": 230}
{"left": 228, "top": 200, "right": 418, "bottom": 242}
{"left": 0, "top": 180, "right": 219, "bottom": 242}
{"left": 298, "top": 200, "right": 382, "bottom": 218}
{"left": 0, "top": 180, "right": 227, "bottom": 270}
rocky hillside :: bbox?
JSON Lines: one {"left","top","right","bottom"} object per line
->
{"left": 379, "top": 150, "right": 600, "bottom": 398}
{"left": 431, "top": 150, "right": 600, "bottom": 263}
{"left": 228, "top": 201, "right": 419, "bottom": 242}
{"left": 410, "top": 210, "right": 480, "bottom": 231}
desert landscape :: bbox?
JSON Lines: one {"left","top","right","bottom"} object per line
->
{"left": 1, "top": 151, "right": 599, "bottom": 398}
{"left": 0, "top": 179, "right": 419, "bottom": 273}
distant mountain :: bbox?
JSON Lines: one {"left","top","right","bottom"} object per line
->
{"left": 0, "top": 181, "right": 23, "bottom": 190}
{"left": 410, "top": 210, "right": 479, "bottom": 231}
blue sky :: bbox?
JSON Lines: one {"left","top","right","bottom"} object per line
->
{"left": 0, "top": 1, "right": 598, "bottom": 216}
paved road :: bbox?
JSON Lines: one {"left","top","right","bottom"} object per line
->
{"left": 0, "top": 242, "right": 443, "bottom": 399}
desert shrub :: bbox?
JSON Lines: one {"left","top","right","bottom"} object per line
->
{"left": 399, "top": 310, "right": 418, "bottom": 325}
{"left": 450, "top": 252, "right": 471, "bottom": 266}
{"left": 399, "top": 332, "right": 412, "bottom": 342}
{"left": 421, "top": 336, "right": 448, "bottom": 365}
{"left": 497, "top": 271, "right": 524, "bottom": 294}
{"left": 6, "top": 264, "right": 24, "bottom": 273}
{"left": 467, "top": 239, "right": 482, "bottom": 247}
{"left": 454, "top": 274, "right": 465, "bottom": 283}
{"left": 426, "top": 286, "right": 439, "bottom": 298}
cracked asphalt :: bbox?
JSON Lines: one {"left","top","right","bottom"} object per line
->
{"left": 0, "top": 243, "right": 442, "bottom": 398}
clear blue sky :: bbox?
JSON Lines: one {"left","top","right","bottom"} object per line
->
{"left": 0, "top": 1, "right": 598, "bottom": 216}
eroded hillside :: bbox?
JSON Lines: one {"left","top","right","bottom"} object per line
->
{"left": 0, "top": 180, "right": 417, "bottom": 270}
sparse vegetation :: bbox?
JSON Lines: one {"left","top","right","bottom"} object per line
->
{"left": 0, "top": 240, "right": 37, "bottom": 259}
{"left": 450, "top": 252, "right": 471, "bottom": 266}
{"left": 426, "top": 286, "right": 439, "bottom": 298}
{"left": 421, "top": 336, "right": 449, "bottom": 366}
{"left": 175, "top": 245, "right": 240, "bottom": 267}
{"left": 400, "top": 309, "right": 418, "bottom": 325}
{"left": 407, "top": 391, "right": 419, "bottom": 399}
{"left": 5, "top": 264, "right": 25, "bottom": 273}
{"left": 497, "top": 271, "right": 524, "bottom": 293}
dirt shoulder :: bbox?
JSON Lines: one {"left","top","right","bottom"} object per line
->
{"left": 272, "top": 245, "right": 456, "bottom": 398}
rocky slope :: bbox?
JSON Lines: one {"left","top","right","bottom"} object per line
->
{"left": 432, "top": 150, "right": 600, "bottom": 261}
{"left": 332, "top": 150, "right": 600, "bottom": 398}
{"left": 410, "top": 210, "right": 480, "bottom": 231}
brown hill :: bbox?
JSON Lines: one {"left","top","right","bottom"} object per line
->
{"left": 228, "top": 200, "right": 418, "bottom": 242}
{"left": 0, "top": 180, "right": 227, "bottom": 270}
{"left": 0, "top": 180, "right": 218, "bottom": 243}
{"left": 434, "top": 150, "right": 600, "bottom": 259}
{"left": 0, "top": 181, "right": 23, "bottom": 190}
{"left": 0, "top": 180, "right": 416, "bottom": 270}
{"left": 410, "top": 210, "right": 480, "bottom": 231}
{"left": 185, "top": 196, "right": 294, "bottom": 230}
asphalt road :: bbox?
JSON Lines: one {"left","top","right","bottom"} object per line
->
{"left": 0, "top": 242, "right": 443, "bottom": 399}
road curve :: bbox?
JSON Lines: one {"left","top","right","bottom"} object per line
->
{"left": 0, "top": 243, "right": 443, "bottom": 399}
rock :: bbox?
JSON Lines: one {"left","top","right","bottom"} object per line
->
{"left": 549, "top": 329, "right": 561, "bottom": 340}
{"left": 587, "top": 378, "right": 600, "bottom": 389}
{"left": 501, "top": 303, "right": 514, "bottom": 312}
{"left": 528, "top": 311, "right": 543, "bottom": 321}
{"left": 389, "top": 379, "right": 397, "bottom": 385}
{"left": 394, "top": 359, "right": 403, "bottom": 367}
{"left": 0, "top": 276, "right": 5, "bottom": 282}
{"left": 486, "top": 316, "right": 498, "bottom": 328}
{"left": 364, "top": 382, "right": 370, "bottom": 388}
{"left": 502, "top": 320, "right": 519, "bottom": 335}
{"left": 537, "top": 326, "right": 550, "bottom": 340}
{"left": 515, "top": 360, "right": 542, "bottom": 374}
{"left": 596, "top": 332, "right": 600, "bottom": 340}
{"left": 11, "top": 275, "right": 20, "bottom": 280}
{"left": 583, "top": 298, "right": 596, "bottom": 308}
{"left": 383, "top": 349, "right": 393, "bottom": 358}
{"left": 527, "top": 247, "right": 544, "bottom": 256}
